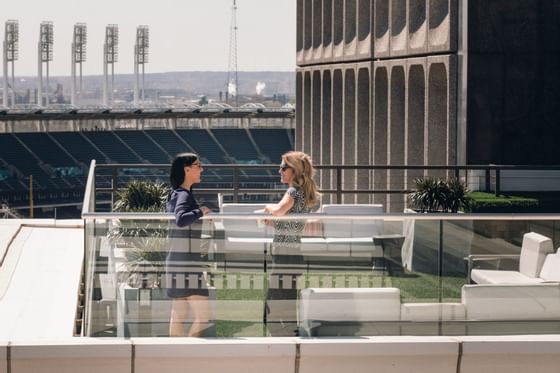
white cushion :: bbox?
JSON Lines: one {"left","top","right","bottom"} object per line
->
{"left": 300, "top": 287, "right": 401, "bottom": 322}
{"left": 462, "top": 283, "right": 560, "bottom": 320}
{"left": 321, "top": 204, "right": 384, "bottom": 238}
{"left": 470, "top": 269, "right": 545, "bottom": 285}
{"left": 519, "top": 232, "right": 554, "bottom": 277}
{"left": 221, "top": 203, "right": 268, "bottom": 241}
{"left": 539, "top": 250, "right": 560, "bottom": 282}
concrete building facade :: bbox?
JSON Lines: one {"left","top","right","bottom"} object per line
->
{"left": 296, "top": 0, "right": 560, "bottom": 210}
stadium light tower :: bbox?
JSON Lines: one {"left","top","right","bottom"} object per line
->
{"left": 226, "top": 0, "right": 239, "bottom": 107}
{"left": 71, "top": 23, "right": 87, "bottom": 107}
{"left": 3, "top": 20, "right": 19, "bottom": 107}
{"left": 134, "top": 25, "right": 149, "bottom": 106}
{"left": 103, "top": 24, "right": 118, "bottom": 106}
{"left": 38, "top": 21, "right": 54, "bottom": 107}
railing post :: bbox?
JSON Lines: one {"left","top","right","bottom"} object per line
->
{"left": 233, "top": 168, "right": 240, "bottom": 203}
{"left": 336, "top": 167, "right": 342, "bottom": 204}
{"left": 485, "top": 167, "right": 491, "bottom": 193}
{"left": 111, "top": 167, "right": 118, "bottom": 208}
{"left": 495, "top": 168, "right": 501, "bottom": 196}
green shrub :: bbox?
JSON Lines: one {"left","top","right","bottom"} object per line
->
{"left": 467, "top": 192, "right": 539, "bottom": 213}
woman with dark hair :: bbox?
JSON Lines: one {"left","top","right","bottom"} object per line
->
{"left": 165, "top": 152, "right": 211, "bottom": 337}
{"left": 264, "top": 151, "right": 320, "bottom": 336}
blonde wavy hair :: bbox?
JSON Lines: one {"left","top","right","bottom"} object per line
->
{"left": 282, "top": 151, "right": 320, "bottom": 208}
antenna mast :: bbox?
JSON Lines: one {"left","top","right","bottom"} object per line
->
{"left": 226, "top": 0, "right": 239, "bottom": 107}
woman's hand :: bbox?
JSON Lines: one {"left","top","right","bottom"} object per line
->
{"left": 200, "top": 206, "right": 211, "bottom": 215}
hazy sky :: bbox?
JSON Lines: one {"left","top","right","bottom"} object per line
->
{"left": 2, "top": 0, "right": 296, "bottom": 76}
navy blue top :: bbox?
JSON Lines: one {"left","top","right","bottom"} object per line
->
{"left": 166, "top": 187, "right": 203, "bottom": 227}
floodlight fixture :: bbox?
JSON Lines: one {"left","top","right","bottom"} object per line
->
{"left": 136, "top": 25, "right": 149, "bottom": 64}
{"left": 3, "top": 20, "right": 19, "bottom": 107}
{"left": 39, "top": 21, "right": 54, "bottom": 62}
{"left": 105, "top": 24, "right": 119, "bottom": 63}
{"left": 5, "top": 20, "right": 19, "bottom": 62}
{"left": 71, "top": 23, "right": 87, "bottom": 106}
{"left": 73, "top": 23, "right": 87, "bottom": 63}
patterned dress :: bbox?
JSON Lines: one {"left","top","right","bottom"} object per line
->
{"left": 271, "top": 186, "right": 311, "bottom": 256}
{"left": 267, "top": 186, "right": 310, "bottom": 336}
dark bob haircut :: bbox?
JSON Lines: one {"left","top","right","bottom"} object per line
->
{"left": 169, "top": 152, "right": 199, "bottom": 189}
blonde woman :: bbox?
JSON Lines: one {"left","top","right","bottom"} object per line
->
{"left": 264, "top": 151, "right": 320, "bottom": 336}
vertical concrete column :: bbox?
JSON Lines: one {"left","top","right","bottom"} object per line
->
{"left": 313, "top": 0, "right": 323, "bottom": 61}
{"left": 373, "top": 63, "right": 389, "bottom": 208}
{"left": 304, "top": 0, "right": 313, "bottom": 62}
{"left": 406, "top": 58, "right": 427, "bottom": 191}
{"left": 297, "top": 0, "right": 305, "bottom": 64}
{"left": 344, "top": 0, "right": 358, "bottom": 58}
{"left": 391, "top": 0, "right": 408, "bottom": 56}
{"left": 312, "top": 69, "right": 322, "bottom": 164}
{"left": 389, "top": 62, "right": 406, "bottom": 212}
{"left": 446, "top": 54, "right": 457, "bottom": 168}
{"left": 357, "top": 0, "right": 373, "bottom": 58}
{"left": 333, "top": 0, "right": 344, "bottom": 59}
{"left": 323, "top": 0, "right": 333, "bottom": 61}
{"left": 428, "top": 0, "right": 458, "bottom": 53}
{"left": 303, "top": 70, "right": 312, "bottom": 155}
{"left": 332, "top": 69, "right": 344, "bottom": 201}
{"left": 343, "top": 66, "right": 357, "bottom": 203}
{"left": 295, "top": 70, "right": 304, "bottom": 151}
{"left": 428, "top": 54, "right": 457, "bottom": 175}
{"left": 408, "top": 0, "right": 428, "bottom": 54}
{"left": 321, "top": 69, "right": 333, "bottom": 204}
{"left": 374, "top": 0, "right": 390, "bottom": 58}
{"left": 357, "top": 64, "right": 372, "bottom": 203}
{"left": 427, "top": 59, "right": 448, "bottom": 178}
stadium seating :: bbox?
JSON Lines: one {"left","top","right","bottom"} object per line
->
{"left": 0, "top": 128, "right": 294, "bottom": 213}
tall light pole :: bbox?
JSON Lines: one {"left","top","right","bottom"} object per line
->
{"left": 134, "top": 25, "right": 149, "bottom": 106}
{"left": 71, "top": 23, "right": 87, "bottom": 107}
{"left": 38, "top": 21, "right": 53, "bottom": 107}
{"left": 103, "top": 24, "right": 118, "bottom": 107}
{"left": 226, "top": 0, "right": 239, "bottom": 107}
{"left": 3, "top": 20, "right": 19, "bottom": 107}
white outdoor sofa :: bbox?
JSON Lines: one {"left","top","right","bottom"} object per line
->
{"left": 468, "top": 232, "right": 560, "bottom": 284}
{"left": 299, "top": 283, "right": 560, "bottom": 336}
{"left": 218, "top": 203, "right": 386, "bottom": 262}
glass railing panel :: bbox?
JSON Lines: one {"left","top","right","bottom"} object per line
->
{"left": 83, "top": 213, "right": 560, "bottom": 338}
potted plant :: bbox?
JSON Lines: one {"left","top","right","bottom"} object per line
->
{"left": 407, "top": 177, "right": 470, "bottom": 213}
{"left": 402, "top": 177, "right": 472, "bottom": 275}
{"left": 109, "top": 180, "right": 170, "bottom": 288}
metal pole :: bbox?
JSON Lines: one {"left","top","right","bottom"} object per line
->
{"left": 38, "top": 42, "right": 43, "bottom": 106}
{"left": 133, "top": 45, "right": 139, "bottom": 106}
{"left": 29, "top": 175, "right": 34, "bottom": 218}
{"left": 2, "top": 41, "right": 7, "bottom": 106}
{"left": 103, "top": 45, "right": 108, "bottom": 106}
{"left": 336, "top": 167, "right": 342, "bottom": 204}
{"left": 71, "top": 43, "right": 76, "bottom": 106}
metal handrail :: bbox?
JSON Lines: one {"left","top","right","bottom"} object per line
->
{"left": 81, "top": 211, "right": 560, "bottom": 221}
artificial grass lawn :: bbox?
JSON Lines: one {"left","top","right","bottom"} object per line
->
{"left": 212, "top": 270, "right": 467, "bottom": 336}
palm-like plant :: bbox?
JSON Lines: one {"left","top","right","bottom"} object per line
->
{"left": 110, "top": 180, "right": 171, "bottom": 287}
{"left": 408, "top": 177, "right": 470, "bottom": 213}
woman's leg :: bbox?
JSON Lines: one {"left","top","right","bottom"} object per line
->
{"left": 169, "top": 298, "right": 190, "bottom": 337}
{"left": 186, "top": 295, "right": 211, "bottom": 337}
